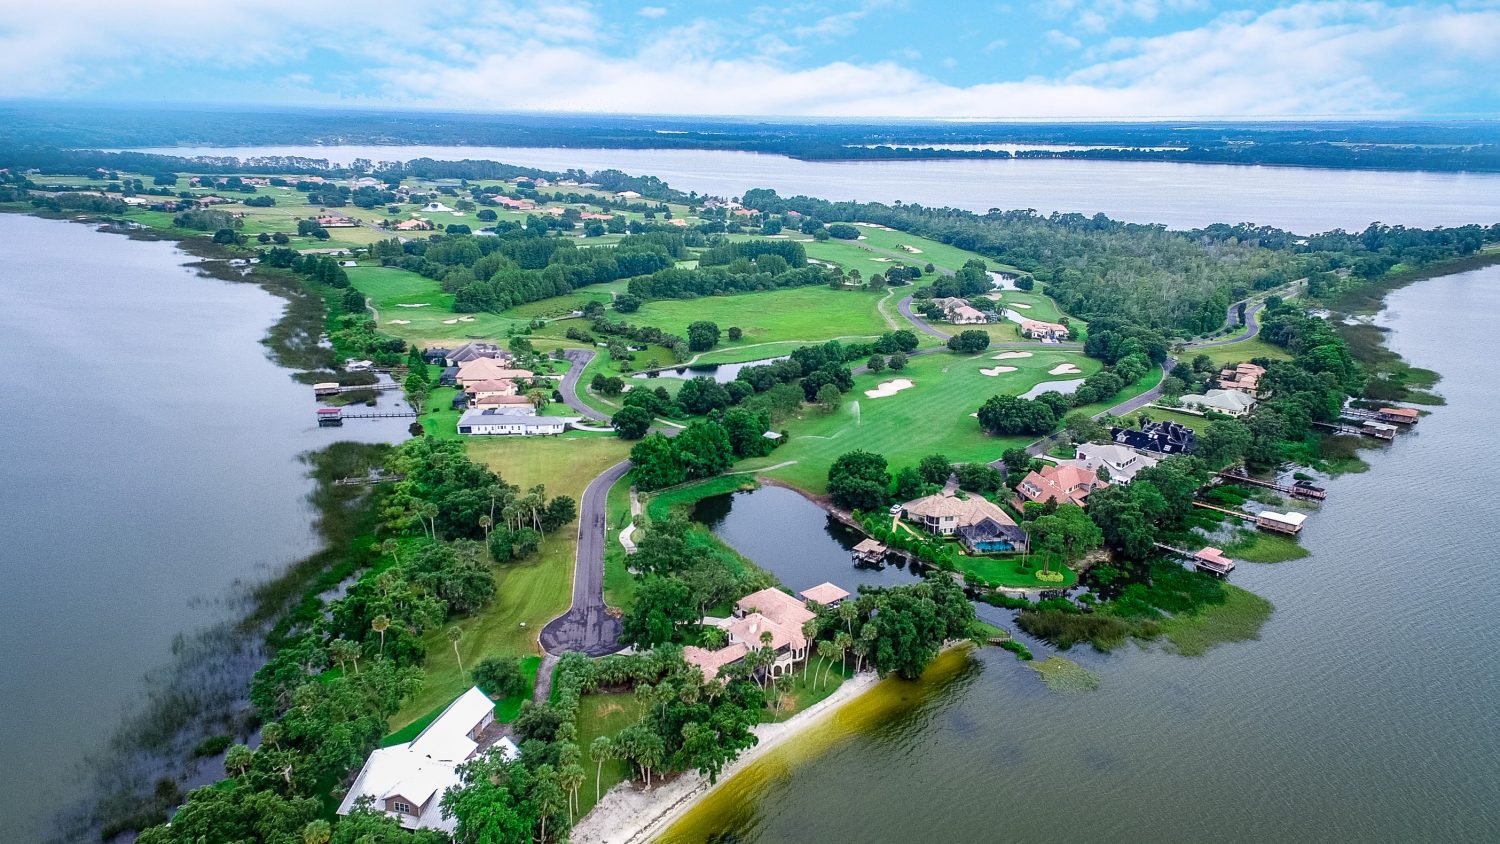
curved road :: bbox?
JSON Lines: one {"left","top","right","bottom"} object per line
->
{"left": 559, "top": 348, "right": 610, "bottom": 422}
{"left": 897, "top": 294, "right": 951, "bottom": 340}
{"left": 540, "top": 459, "right": 631, "bottom": 657}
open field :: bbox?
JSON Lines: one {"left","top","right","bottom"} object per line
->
{"left": 736, "top": 348, "right": 1103, "bottom": 492}
{"left": 346, "top": 265, "right": 526, "bottom": 345}
{"left": 389, "top": 437, "right": 629, "bottom": 727}
{"left": 1187, "top": 337, "right": 1292, "bottom": 367}
{"left": 577, "top": 692, "right": 641, "bottom": 816}
{"left": 614, "top": 285, "right": 891, "bottom": 348}
{"left": 956, "top": 552, "right": 1081, "bottom": 589}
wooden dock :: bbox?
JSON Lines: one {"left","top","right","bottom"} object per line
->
{"left": 1215, "top": 469, "right": 1326, "bottom": 500}
{"left": 333, "top": 473, "right": 407, "bottom": 486}
{"left": 1312, "top": 421, "right": 1364, "bottom": 436}
{"left": 1192, "top": 501, "right": 1255, "bottom": 521}
{"left": 319, "top": 382, "right": 402, "bottom": 394}
{"left": 1154, "top": 542, "right": 1236, "bottom": 576}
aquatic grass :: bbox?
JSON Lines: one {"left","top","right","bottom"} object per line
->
{"left": 1159, "top": 585, "right": 1274, "bottom": 657}
{"left": 1221, "top": 528, "right": 1310, "bottom": 564}
{"left": 1026, "top": 656, "right": 1101, "bottom": 694}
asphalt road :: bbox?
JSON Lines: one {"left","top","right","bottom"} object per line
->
{"left": 539, "top": 459, "right": 632, "bottom": 657}
{"left": 897, "top": 295, "right": 951, "bottom": 339}
{"left": 559, "top": 348, "right": 610, "bottom": 422}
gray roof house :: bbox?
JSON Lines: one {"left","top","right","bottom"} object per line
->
{"left": 1179, "top": 388, "right": 1258, "bottom": 417}
{"left": 1050, "top": 442, "right": 1161, "bottom": 484}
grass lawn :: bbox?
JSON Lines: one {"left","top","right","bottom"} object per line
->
{"left": 765, "top": 661, "right": 852, "bottom": 723}
{"left": 347, "top": 265, "right": 527, "bottom": 346}
{"left": 1186, "top": 337, "right": 1291, "bottom": 367}
{"left": 577, "top": 692, "right": 642, "bottom": 816}
{"left": 381, "top": 656, "right": 541, "bottom": 747}
{"left": 1159, "top": 584, "right": 1274, "bottom": 656}
{"left": 989, "top": 289, "right": 1074, "bottom": 327}
{"left": 389, "top": 437, "right": 629, "bottom": 727}
{"left": 619, "top": 285, "right": 891, "bottom": 351}
{"left": 957, "top": 552, "right": 1080, "bottom": 589}
{"left": 735, "top": 348, "right": 1101, "bottom": 493}
{"left": 602, "top": 470, "right": 638, "bottom": 609}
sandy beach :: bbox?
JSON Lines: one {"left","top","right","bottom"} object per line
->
{"left": 571, "top": 671, "right": 880, "bottom": 844}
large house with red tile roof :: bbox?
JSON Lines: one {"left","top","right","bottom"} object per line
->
{"left": 683, "top": 586, "right": 833, "bottom": 682}
{"left": 1014, "top": 464, "right": 1107, "bottom": 510}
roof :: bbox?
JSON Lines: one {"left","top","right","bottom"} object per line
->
{"left": 682, "top": 643, "right": 749, "bottom": 683}
{"left": 1181, "top": 389, "right": 1257, "bottom": 414}
{"left": 337, "top": 686, "right": 510, "bottom": 832}
{"left": 1379, "top": 406, "right": 1419, "bottom": 419}
{"left": 800, "top": 582, "right": 851, "bottom": 605}
{"left": 1258, "top": 511, "right": 1307, "bottom": 526}
{"left": 1058, "top": 442, "right": 1160, "bottom": 484}
{"left": 456, "top": 358, "right": 531, "bottom": 383}
{"left": 1016, "top": 464, "right": 1106, "bottom": 507}
{"left": 736, "top": 588, "right": 815, "bottom": 630}
{"left": 458, "top": 409, "right": 571, "bottom": 428}
{"left": 1195, "top": 547, "right": 1233, "bottom": 565}
{"left": 474, "top": 394, "right": 532, "bottom": 405}
{"left": 902, "top": 491, "right": 1017, "bottom": 528}
{"left": 851, "top": 538, "right": 886, "bottom": 554}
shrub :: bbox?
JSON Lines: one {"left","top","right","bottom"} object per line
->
{"left": 472, "top": 656, "right": 526, "bottom": 698}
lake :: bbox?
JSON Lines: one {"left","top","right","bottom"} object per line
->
{"left": 662, "top": 264, "right": 1500, "bottom": 843}
{"left": 0, "top": 215, "right": 408, "bottom": 840}
{"left": 131, "top": 143, "right": 1500, "bottom": 233}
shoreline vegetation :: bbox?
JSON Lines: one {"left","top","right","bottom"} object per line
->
{"left": 2, "top": 149, "right": 1495, "bottom": 844}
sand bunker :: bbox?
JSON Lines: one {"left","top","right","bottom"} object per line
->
{"left": 864, "top": 378, "right": 914, "bottom": 399}
{"left": 1049, "top": 363, "right": 1082, "bottom": 375}
{"left": 397, "top": 303, "right": 430, "bottom": 308}
{"left": 870, "top": 257, "right": 893, "bottom": 262}
{"left": 899, "top": 244, "right": 922, "bottom": 253}
{"left": 442, "top": 318, "right": 459, "bottom": 325}
{"left": 387, "top": 319, "right": 411, "bottom": 325}
{"left": 459, "top": 316, "right": 475, "bottom": 322}
{"left": 992, "top": 351, "right": 1033, "bottom": 360}
{"left": 1009, "top": 302, "right": 1033, "bottom": 309}
{"left": 980, "top": 366, "right": 1017, "bottom": 376}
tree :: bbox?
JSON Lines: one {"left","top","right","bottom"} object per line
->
{"left": 590, "top": 736, "right": 615, "bottom": 805}
{"left": 815, "top": 382, "right": 842, "bottom": 412}
{"left": 1027, "top": 504, "right": 1102, "bottom": 576}
{"left": 447, "top": 627, "right": 465, "bottom": 673}
{"left": 611, "top": 405, "right": 653, "bottom": 439}
{"left": 827, "top": 450, "right": 890, "bottom": 512}
{"left": 917, "top": 453, "right": 952, "bottom": 485}
{"left": 473, "top": 656, "right": 525, "bottom": 698}
{"left": 621, "top": 577, "right": 694, "bottom": 647}
{"left": 371, "top": 615, "right": 390, "bottom": 654}
{"left": 1197, "top": 418, "right": 1253, "bottom": 468}
{"left": 728, "top": 326, "right": 743, "bottom": 341}
{"left": 893, "top": 466, "right": 925, "bottom": 501}
{"left": 946, "top": 330, "right": 991, "bottom": 353}
{"left": 687, "top": 320, "right": 721, "bottom": 352}
{"left": 867, "top": 354, "right": 886, "bottom": 372}
{"left": 630, "top": 433, "right": 685, "bottom": 490}
{"left": 614, "top": 293, "right": 642, "bottom": 313}
{"left": 673, "top": 420, "right": 734, "bottom": 480}
{"left": 888, "top": 351, "right": 908, "bottom": 371}
{"left": 977, "top": 395, "right": 1057, "bottom": 436}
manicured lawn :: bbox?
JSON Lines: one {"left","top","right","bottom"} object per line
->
{"left": 576, "top": 692, "right": 641, "bottom": 816}
{"left": 1187, "top": 337, "right": 1292, "bottom": 367}
{"left": 381, "top": 655, "right": 541, "bottom": 746}
{"left": 347, "top": 265, "right": 527, "bottom": 346}
{"left": 735, "top": 348, "right": 1102, "bottom": 493}
{"left": 957, "top": 552, "right": 1080, "bottom": 589}
{"left": 619, "top": 285, "right": 891, "bottom": 350}
{"left": 989, "top": 289, "right": 1073, "bottom": 326}
{"left": 843, "top": 224, "right": 1010, "bottom": 274}
{"left": 390, "top": 437, "right": 629, "bottom": 726}
{"left": 766, "top": 661, "right": 852, "bottom": 723}
{"left": 1159, "top": 584, "right": 1274, "bottom": 656}
{"left": 602, "top": 470, "right": 638, "bottom": 610}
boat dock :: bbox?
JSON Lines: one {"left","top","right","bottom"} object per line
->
{"left": 1155, "top": 543, "right": 1236, "bottom": 576}
{"left": 315, "top": 408, "right": 418, "bottom": 426}
{"left": 1215, "top": 469, "right": 1326, "bottom": 500}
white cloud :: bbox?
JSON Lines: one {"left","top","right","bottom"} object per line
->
{"left": 1, "top": 1, "right": 1498, "bottom": 118}
{"left": 1046, "top": 30, "right": 1084, "bottom": 50}
{"left": 639, "top": 6, "right": 668, "bottom": 17}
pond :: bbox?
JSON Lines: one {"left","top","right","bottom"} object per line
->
{"left": 632, "top": 355, "right": 787, "bottom": 383}
{"left": 1019, "top": 377, "right": 1085, "bottom": 399}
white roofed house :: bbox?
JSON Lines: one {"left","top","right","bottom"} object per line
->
{"left": 457, "top": 409, "right": 571, "bottom": 436}
{"left": 1179, "top": 388, "right": 1258, "bottom": 418}
{"left": 338, "top": 686, "right": 518, "bottom": 833}
{"left": 1051, "top": 442, "right": 1160, "bottom": 484}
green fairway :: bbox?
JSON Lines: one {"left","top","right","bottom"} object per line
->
{"left": 346, "top": 265, "right": 529, "bottom": 346}
{"left": 617, "top": 285, "right": 891, "bottom": 350}
{"left": 735, "top": 348, "right": 1103, "bottom": 492}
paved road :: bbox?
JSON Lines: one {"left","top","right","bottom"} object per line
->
{"left": 897, "top": 294, "right": 951, "bottom": 339}
{"left": 540, "top": 459, "right": 632, "bottom": 657}
{"left": 559, "top": 349, "right": 610, "bottom": 422}
{"left": 1192, "top": 278, "right": 1304, "bottom": 349}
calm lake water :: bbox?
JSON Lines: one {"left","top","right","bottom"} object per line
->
{"left": 665, "top": 265, "right": 1500, "bottom": 843}
{"left": 132, "top": 143, "right": 1500, "bottom": 233}
{"left": 0, "top": 215, "right": 407, "bottom": 840}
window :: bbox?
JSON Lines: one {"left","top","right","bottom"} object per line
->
{"left": 393, "top": 800, "right": 414, "bottom": 815}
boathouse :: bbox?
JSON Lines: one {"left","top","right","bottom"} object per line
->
{"left": 1256, "top": 510, "right": 1307, "bottom": 535}
{"left": 850, "top": 538, "right": 888, "bottom": 564}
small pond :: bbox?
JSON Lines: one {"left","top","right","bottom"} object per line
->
{"left": 1019, "top": 378, "right": 1086, "bottom": 399}
{"left": 633, "top": 355, "right": 787, "bottom": 384}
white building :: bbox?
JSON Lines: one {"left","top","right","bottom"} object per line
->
{"left": 1179, "top": 388, "right": 1258, "bottom": 418}
{"left": 338, "top": 687, "right": 518, "bottom": 833}
{"left": 457, "top": 408, "right": 571, "bottom": 436}
{"left": 1051, "top": 442, "right": 1161, "bottom": 484}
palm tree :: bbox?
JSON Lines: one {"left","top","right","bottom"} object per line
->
{"left": 224, "top": 743, "right": 253, "bottom": 778}
{"left": 302, "top": 820, "right": 332, "bottom": 844}
{"left": 379, "top": 538, "right": 401, "bottom": 567}
{"left": 801, "top": 619, "right": 820, "bottom": 676}
{"left": 371, "top": 615, "right": 391, "bottom": 655}
{"left": 834, "top": 631, "right": 854, "bottom": 679}
{"left": 447, "top": 626, "right": 465, "bottom": 672}
{"left": 590, "top": 736, "right": 614, "bottom": 805}
{"left": 816, "top": 640, "right": 839, "bottom": 689}
{"left": 838, "top": 600, "right": 858, "bottom": 635}
{"left": 561, "top": 761, "right": 585, "bottom": 819}
{"left": 478, "top": 514, "right": 492, "bottom": 541}
{"left": 421, "top": 502, "right": 439, "bottom": 540}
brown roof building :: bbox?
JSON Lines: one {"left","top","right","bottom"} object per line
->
{"left": 1014, "top": 464, "right": 1107, "bottom": 509}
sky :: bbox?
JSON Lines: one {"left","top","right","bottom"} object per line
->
{"left": 3, "top": 1, "right": 1498, "bottom": 118}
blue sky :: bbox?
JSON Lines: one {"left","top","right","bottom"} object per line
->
{"left": 3, "top": 1, "right": 1498, "bottom": 117}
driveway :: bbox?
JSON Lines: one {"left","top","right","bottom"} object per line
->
{"left": 539, "top": 459, "right": 632, "bottom": 657}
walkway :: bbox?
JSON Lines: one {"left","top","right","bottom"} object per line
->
{"left": 618, "top": 486, "right": 642, "bottom": 555}
{"left": 539, "top": 459, "right": 632, "bottom": 657}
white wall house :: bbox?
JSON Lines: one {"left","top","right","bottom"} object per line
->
{"left": 456, "top": 409, "right": 570, "bottom": 436}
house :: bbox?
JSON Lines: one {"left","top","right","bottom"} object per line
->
{"left": 1256, "top": 510, "right": 1307, "bottom": 535}
{"left": 1179, "top": 388, "right": 1258, "bottom": 417}
{"left": 422, "top": 348, "right": 452, "bottom": 365}
{"left": 1020, "top": 319, "right": 1069, "bottom": 341}
{"left": 1110, "top": 421, "right": 1196, "bottom": 455}
{"left": 800, "top": 582, "right": 851, "bottom": 607}
{"left": 684, "top": 587, "right": 823, "bottom": 682}
{"left": 463, "top": 378, "right": 522, "bottom": 399}
{"left": 1362, "top": 420, "right": 1397, "bottom": 440}
{"left": 396, "top": 218, "right": 434, "bottom": 232}
{"left": 456, "top": 409, "right": 569, "bottom": 436}
{"left": 930, "top": 297, "right": 988, "bottom": 325}
{"left": 472, "top": 395, "right": 535, "bottom": 412}
{"left": 900, "top": 491, "right": 1027, "bottom": 552}
{"left": 1014, "top": 464, "right": 1107, "bottom": 509}
{"left": 318, "top": 215, "right": 359, "bottom": 228}
{"left": 438, "top": 366, "right": 458, "bottom": 387}
{"left": 1051, "top": 442, "right": 1160, "bottom": 484}
{"left": 494, "top": 196, "right": 534, "bottom": 210}
{"left": 1377, "top": 407, "right": 1419, "bottom": 424}
{"left": 615, "top": 190, "right": 642, "bottom": 200}
{"left": 456, "top": 360, "right": 533, "bottom": 387}
{"left": 446, "top": 342, "right": 511, "bottom": 367}
{"left": 1218, "top": 362, "right": 1266, "bottom": 396}
{"left": 313, "top": 382, "right": 340, "bottom": 397}
{"left": 337, "top": 686, "right": 518, "bottom": 833}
